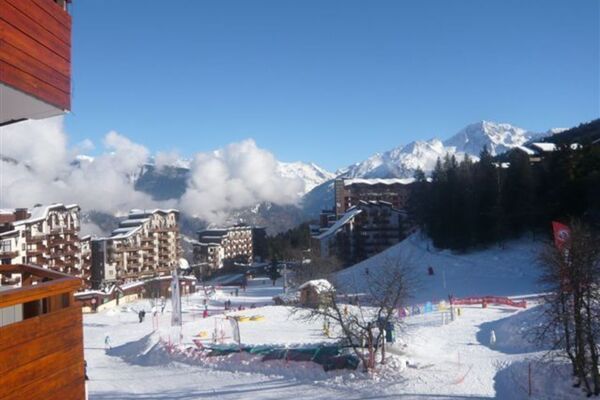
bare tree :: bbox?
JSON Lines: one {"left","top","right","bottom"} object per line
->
{"left": 293, "top": 257, "right": 413, "bottom": 372}
{"left": 536, "top": 221, "right": 600, "bottom": 396}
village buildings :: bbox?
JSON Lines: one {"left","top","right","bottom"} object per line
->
{"left": 193, "top": 224, "right": 267, "bottom": 275}
{"left": 89, "top": 209, "right": 182, "bottom": 289}
{"left": 0, "top": 204, "right": 83, "bottom": 280}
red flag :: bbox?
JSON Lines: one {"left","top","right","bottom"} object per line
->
{"left": 552, "top": 221, "right": 571, "bottom": 250}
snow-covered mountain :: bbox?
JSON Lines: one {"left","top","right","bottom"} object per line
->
{"left": 443, "top": 121, "right": 551, "bottom": 156}
{"left": 276, "top": 161, "right": 335, "bottom": 194}
{"left": 337, "top": 121, "right": 556, "bottom": 180}
{"left": 339, "top": 139, "right": 468, "bottom": 179}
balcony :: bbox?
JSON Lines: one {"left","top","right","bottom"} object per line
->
{"left": 0, "top": 264, "right": 85, "bottom": 399}
{"left": 26, "top": 234, "right": 45, "bottom": 243}
{"left": 0, "top": 250, "right": 19, "bottom": 259}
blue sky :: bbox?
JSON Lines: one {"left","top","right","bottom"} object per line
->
{"left": 66, "top": 0, "right": 599, "bottom": 171}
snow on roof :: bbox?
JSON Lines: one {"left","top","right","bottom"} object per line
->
{"left": 13, "top": 203, "right": 79, "bottom": 226}
{"left": 179, "top": 258, "right": 190, "bottom": 269}
{"left": 128, "top": 209, "right": 179, "bottom": 217}
{"left": 110, "top": 224, "right": 142, "bottom": 239}
{"left": 298, "top": 279, "right": 333, "bottom": 293}
{"left": 531, "top": 142, "right": 557, "bottom": 152}
{"left": 515, "top": 146, "right": 536, "bottom": 155}
{"left": 119, "top": 218, "right": 149, "bottom": 227}
{"left": 315, "top": 208, "right": 363, "bottom": 240}
{"left": 344, "top": 178, "right": 415, "bottom": 186}
{"left": 0, "top": 229, "right": 18, "bottom": 238}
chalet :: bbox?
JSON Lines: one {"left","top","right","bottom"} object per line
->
{"left": 298, "top": 279, "right": 333, "bottom": 308}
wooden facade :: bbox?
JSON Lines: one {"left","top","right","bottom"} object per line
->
{"left": 0, "top": 264, "right": 85, "bottom": 399}
{"left": 0, "top": 0, "right": 71, "bottom": 110}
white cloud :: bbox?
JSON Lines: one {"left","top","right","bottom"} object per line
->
{"left": 179, "top": 139, "right": 303, "bottom": 222}
{"left": 0, "top": 118, "right": 302, "bottom": 224}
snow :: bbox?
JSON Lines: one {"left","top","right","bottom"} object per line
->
{"left": 276, "top": 161, "right": 335, "bottom": 195}
{"left": 334, "top": 121, "right": 555, "bottom": 182}
{"left": 530, "top": 142, "right": 557, "bottom": 152}
{"left": 314, "top": 208, "right": 362, "bottom": 240}
{"left": 298, "top": 279, "right": 333, "bottom": 293}
{"left": 83, "top": 236, "right": 580, "bottom": 399}
{"left": 337, "top": 233, "right": 545, "bottom": 304}
{"left": 343, "top": 178, "right": 415, "bottom": 186}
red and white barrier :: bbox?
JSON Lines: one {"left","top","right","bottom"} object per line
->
{"left": 451, "top": 296, "right": 527, "bottom": 309}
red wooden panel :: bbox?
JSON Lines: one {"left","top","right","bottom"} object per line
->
{"left": 0, "top": 41, "right": 69, "bottom": 93}
{"left": 0, "top": 317, "right": 82, "bottom": 374}
{"left": 3, "top": 362, "right": 84, "bottom": 400}
{"left": 0, "top": 341, "right": 84, "bottom": 397}
{"left": 5, "top": 0, "right": 70, "bottom": 45}
{"left": 1, "top": 0, "right": 70, "bottom": 59}
{"left": 0, "top": 19, "right": 70, "bottom": 76}
{"left": 0, "top": 305, "right": 81, "bottom": 352}
{"left": 31, "top": 0, "right": 72, "bottom": 29}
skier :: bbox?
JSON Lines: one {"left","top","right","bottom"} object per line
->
{"left": 138, "top": 310, "right": 146, "bottom": 323}
{"left": 160, "top": 297, "right": 166, "bottom": 314}
{"left": 104, "top": 334, "right": 112, "bottom": 349}
{"left": 489, "top": 329, "right": 497, "bottom": 346}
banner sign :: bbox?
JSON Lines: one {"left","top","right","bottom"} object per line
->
{"left": 171, "top": 270, "right": 182, "bottom": 327}
{"left": 552, "top": 221, "right": 571, "bottom": 250}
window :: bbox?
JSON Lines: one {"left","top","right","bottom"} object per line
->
{"left": 0, "top": 240, "right": 12, "bottom": 252}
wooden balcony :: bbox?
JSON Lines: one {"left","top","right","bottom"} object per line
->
{"left": 0, "top": 250, "right": 19, "bottom": 258}
{"left": 0, "top": 264, "right": 85, "bottom": 399}
{"left": 25, "top": 234, "right": 45, "bottom": 243}
{"left": 0, "top": 0, "right": 71, "bottom": 125}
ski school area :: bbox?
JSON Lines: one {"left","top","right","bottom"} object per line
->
{"left": 82, "top": 236, "right": 579, "bottom": 399}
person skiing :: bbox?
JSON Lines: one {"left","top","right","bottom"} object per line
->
{"left": 489, "top": 329, "right": 497, "bottom": 346}
{"left": 138, "top": 310, "right": 146, "bottom": 323}
{"left": 104, "top": 334, "right": 112, "bottom": 350}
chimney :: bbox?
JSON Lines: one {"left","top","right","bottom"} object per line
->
{"left": 14, "top": 208, "right": 29, "bottom": 221}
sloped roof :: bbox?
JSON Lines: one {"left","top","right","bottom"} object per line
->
{"left": 298, "top": 279, "right": 333, "bottom": 293}
{"left": 344, "top": 178, "right": 415, "bottom": 186}
{"left": 315, "top": 207, "right": 363, "bottom": 240}
{"left": 13, "top": 203, "right": 79, "bottom": 226}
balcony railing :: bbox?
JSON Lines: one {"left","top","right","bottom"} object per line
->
{"left": 0, "top": 264, "right": 85, "bottom": 399}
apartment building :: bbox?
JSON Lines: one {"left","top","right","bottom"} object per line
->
{"left": 80, "top": 235, "right": 92, "bottom": 288}
{"left": 0, "top": 204, "right": 82, "bottom": 277}
{"left": 313, "top": 200, "right": 408, "bottom": 265}
{"left": 334, "top": 178, "right": 413, "bottom": 218}
{"left": 90, "top": 209, "right": 181, "bottom": 288}
{"left": 193, "top": 225, "right": 266, "bottom": 273}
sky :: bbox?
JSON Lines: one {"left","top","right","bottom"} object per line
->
{"left": 65, "top": 0, "right": 599, "bottom": 171}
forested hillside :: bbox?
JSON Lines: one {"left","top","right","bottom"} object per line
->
{"left": 411, "top": 120, "right": 600, "bottom": 251}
